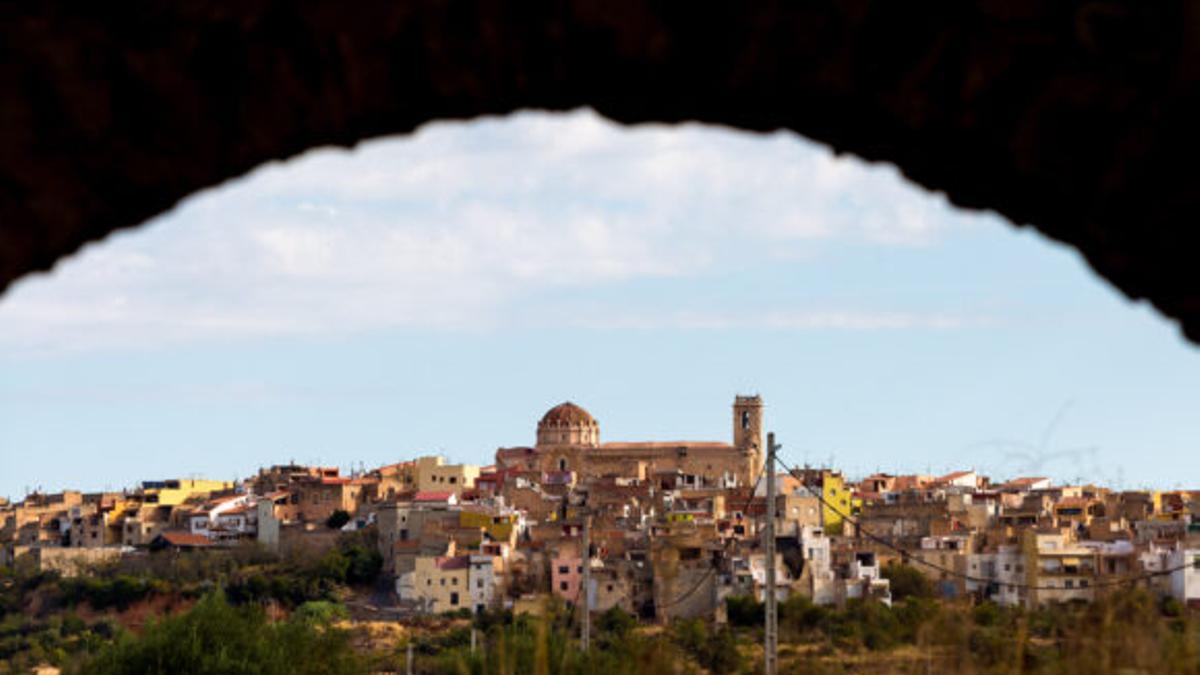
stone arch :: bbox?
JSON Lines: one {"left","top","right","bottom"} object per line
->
{"left": 3, "top": 3, "right": 1199, "bottom": 341}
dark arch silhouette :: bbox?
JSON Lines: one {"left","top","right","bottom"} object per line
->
{"left": 3, "top": 2, "right": 1198, "bottom": 340}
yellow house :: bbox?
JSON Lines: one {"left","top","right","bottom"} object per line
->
{"left": 139, "top": 479, "right": 233, "bottom": 506}
{"left": 413, "top": 555, "right": 470, "bottom": 613}
{"left": 414, "top": 457, "right": 481, "bottom": 497}
{"left": 785, "top": 468, "right": 850, "bottom": 535}
{"left": 816, "top": 470, "right": 850, "bottom": 535}
{"left": 458, "top": 510, "right": 517, "bottom": 543}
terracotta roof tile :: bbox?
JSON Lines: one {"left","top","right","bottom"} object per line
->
{"left": 157, "top": 532, "right": 212, "bottom": 547}
{"left": 436, "top": 555, "right": 470, "bottom": 570}
{"left": 599, "top": 441, "right": 734, "bottom": 450}
{"left": 414, "top": 491, "right": 454, "bottom": 502}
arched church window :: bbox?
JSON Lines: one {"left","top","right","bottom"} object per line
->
{"left": 558, "top": 458, "right": 568, "bottom": 472}
{"left": 741, "top": 411, "right": 750, "bottom": 429}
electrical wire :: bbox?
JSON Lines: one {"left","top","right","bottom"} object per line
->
{"left": 656, "top": 462, "right": 771, "bottom": 609}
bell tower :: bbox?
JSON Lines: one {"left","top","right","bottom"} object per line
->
{"left": 733, "top": 395, "right": 764, "bottom": 482}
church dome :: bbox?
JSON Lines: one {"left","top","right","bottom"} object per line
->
{"left": 539, "top": 402, "right": 596, "bottom": 427}
{"left": 537, "top": 402, "right": 599, "bottom": 447}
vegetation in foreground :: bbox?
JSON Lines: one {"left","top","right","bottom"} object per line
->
{"left": 71, "top": 593, "right": 361, "bottom": 675}
{"left": 0, "top": 531, "right": 380, "bottom": 674}
{"left": 3, "top": 556, "right": 1199, "bottom": 674}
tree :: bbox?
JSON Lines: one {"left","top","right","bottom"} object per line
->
{"left": 725, "top": 594, "right": 764, "bottom": 627}
{"left": 74, "top": 591, "right": 362, "bottom": 675}
{"left": 597, "top": 606, "right": 636, "bottom": 639}
{"left": 882, "top": 563, "right": 934, "bottom": 602}
{"left": 326, "top": 510, "right": 351, "bottom": 530}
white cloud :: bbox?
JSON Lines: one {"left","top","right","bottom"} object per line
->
{"left": 0, "top": 109, "right": 984, "bottom": 353}
{"left": 563, "top": 309, "right": 980, "bottom": 332}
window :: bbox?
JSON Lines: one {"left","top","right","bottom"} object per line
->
{"left": 558, "top": 566, "right": 569, "bottom": 574}
{"left": 560, "top": 581, "right": 568, "bottom": 591}
{"left": 449, "top": 477, "right": 457, "bottom": 484}
{"left": 477, "top": 580, "right": 483, "bottom": 588}
{"left": 607, "top": 584, "right": 614, "bottom": 592}
{"left": 1193, "top": 557, "right": 1200, "bottom": 571}
{"left": 427, "top": 580, "right": 432, "bottom": 586}
{"left": 741, "top": 411, "right": 750, "bottom": 430}
{"left": 1065, "top": 580, "right": 1074, "bottom": 589}
{"left": 452, "top": 577, "right": 458, "bottom": 586}
{"left": 440, "top": 579, "right": 445, "bottom": 586}
{"left": 577, "top": 566, "right": 583, "bottom": 573}
{"left": 1080, "top": 579, "right": 1089, "bottom": 588}
{"left": 450, "top": 592, "right": 459, "bottom": 606}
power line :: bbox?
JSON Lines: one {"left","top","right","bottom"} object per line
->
{"left": 774, "top": 455, "right": 1195, "bottom": 592}
{"left": 655, "top": 464, "right": 770, "bottom": 610}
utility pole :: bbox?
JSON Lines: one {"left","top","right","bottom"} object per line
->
{"left": 406, "top": 640, "right": 414, "bottom": 675}
{"left": 764, "top": 432, "right": 780, "bottom": 675}
{"left": 581, "top": 511, "right": 592, "bottom": 652}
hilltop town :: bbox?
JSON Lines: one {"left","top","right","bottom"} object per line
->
{"left": 4, "top": 395, "right": 1199, "bottom": 620}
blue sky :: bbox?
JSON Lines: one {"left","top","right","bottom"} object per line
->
{"left": 2, "top": 109, "right": 1198, "bottom": 499}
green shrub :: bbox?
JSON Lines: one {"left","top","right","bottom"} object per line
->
{"left": 972, "top": 600, "right": 1002, "bottom": 627}
{"left": 670, "top": 618, "right": 743, "bottom": 672}
{"left": 597, "top": 606, "right": 636, "bottom": 639}
{"left": 57, "top": 575, "right": 162, "bottom": 611}
{"left": 780, "top": 594, "right": 828, "bottom": 636}
{"left": 291, "top": 600, "right": 348, "bottom": 625}
{"left": 326, "top": 510, "right": 351, "bottom": 530}
{"left": 881, "top": 563, "right": 934, "bottom": 602}
{"left": 72, "top": 591, "right": 362, "bottom": 675}
{"left": 726, "top": 594, "right": 763, "bottom": 627}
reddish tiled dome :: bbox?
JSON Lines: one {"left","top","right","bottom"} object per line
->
{"left": 538, "top": 402, "right": 597, "bottom": 428}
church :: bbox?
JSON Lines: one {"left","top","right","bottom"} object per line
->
{"left": 494, "top": 395, "right": 764, "bottom": 488}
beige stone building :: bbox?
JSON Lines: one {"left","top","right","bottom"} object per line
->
{"left": 497, "top": 395, "right": 764, "bottom": 488}
{"left": 291, "top": 476, "right": 374, "bottom": 524}
{"left": 411, "top": 554, "right": 471, "bottom": 613}
{"left": 413, "top": 456, "right": 480, "bottom": 496}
